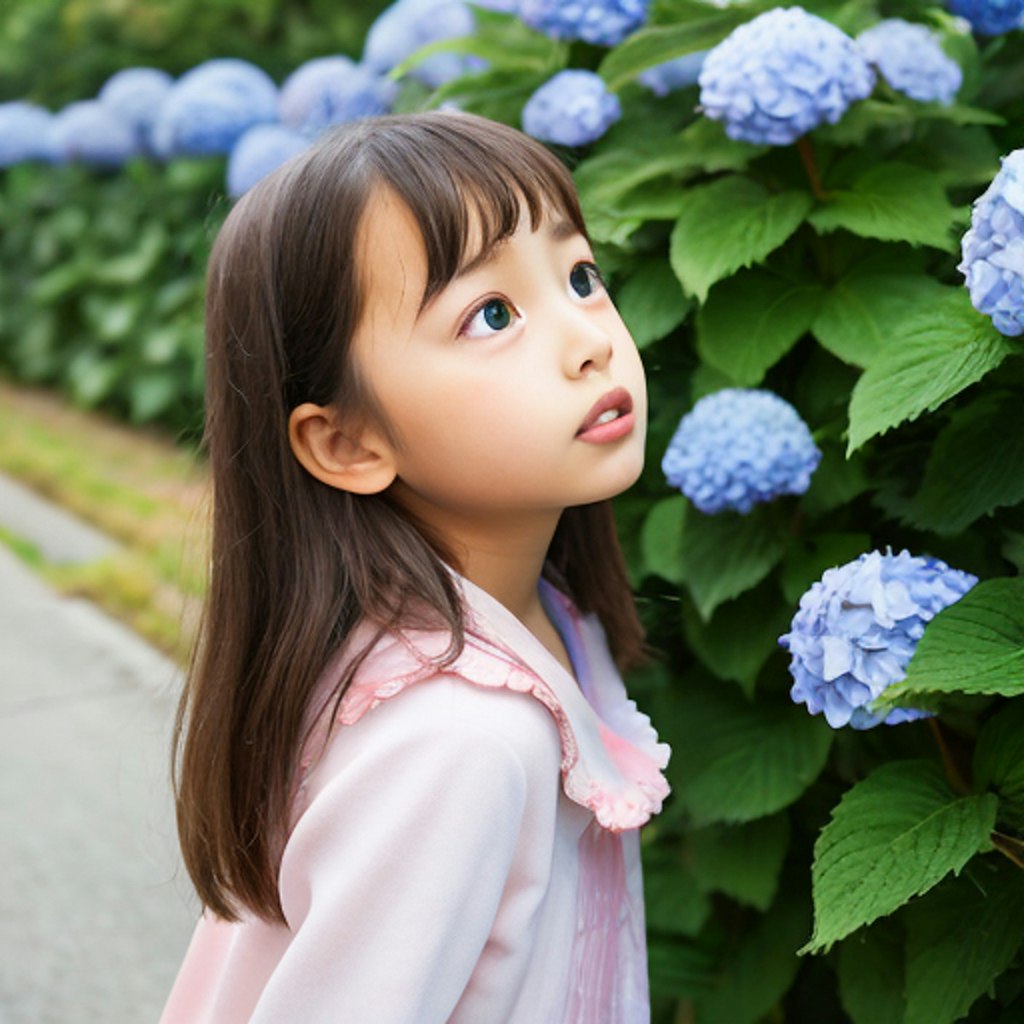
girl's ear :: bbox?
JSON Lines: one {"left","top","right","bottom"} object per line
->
{"left": 288, "top": 402, "right": 397, "bottom": 495}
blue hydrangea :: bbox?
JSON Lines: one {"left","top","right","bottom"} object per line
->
{"left": 519, "top": 0, "right": 650, "bottom": 46}
{"left": 698, "top": 6, "right": 876, "bottom": 146}
{"left": 98, "top": 67, "right": 174, "bottom": 154}
{"left": 363, "top": 0, "right": 483, "bottom": 88}
{"left": 0, "top": 101, "right": 53, "bottom": 166}
{"left": 958, "top": 149, "right": 1024, "bottom": 336}
{"left": 780, "top": 550, "right": 978, "bottom": 729}
{"left": 856, "top": 20, "right": 962, "bottom": 105}
{"left": 49, "top": 101, "right": 137, "bottom": 168}
{"left": 152, "top": 59, "right": 278, "bottom": 158}
{"left": 948, "top": 0, "right": 1024, "bottom": 35}
{"left": 638, "top": 51, "right": 707, "bottom": 96}
{"left": 278, "top": 57, "right": 395, "bottom": 134}
{"left": 661, "top": 388, "right": 821, "bottom": 514}
{"left": 522, "top": 70, "right": 621, "bottom": 146}
{"left": 227, "top": 124, "right": 309, "bottom": 198}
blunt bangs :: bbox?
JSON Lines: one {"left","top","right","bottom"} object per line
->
{"left": 352, "top": 112, "right": 589, "bottom": 305}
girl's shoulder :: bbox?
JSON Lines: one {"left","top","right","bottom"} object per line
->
{"left": 300, "top": 580, "right": 671, "bottom": 835}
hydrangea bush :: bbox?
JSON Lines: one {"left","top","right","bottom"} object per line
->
{"left": 4, "top": 1, "right": 1024, "bottom": 1021}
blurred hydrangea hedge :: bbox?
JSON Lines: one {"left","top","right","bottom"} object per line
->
{"left": 5, "top": 0, "right": 1024, "bottom": 1020}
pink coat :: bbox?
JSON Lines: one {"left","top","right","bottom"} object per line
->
{"left": 161, "top": 574, "right": 671, "bottom": 1022}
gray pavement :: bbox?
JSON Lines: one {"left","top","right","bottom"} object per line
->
{"left": 0, "top": 480, "right": 198, "bottom": 1023}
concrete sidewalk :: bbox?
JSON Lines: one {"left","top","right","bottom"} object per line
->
{"left": 0, "top": 481, "right": 197, "bottom": 1022}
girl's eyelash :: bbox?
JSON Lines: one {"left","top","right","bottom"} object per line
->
{"left": 457, "top": 295, "right": 519, "bottom": 337}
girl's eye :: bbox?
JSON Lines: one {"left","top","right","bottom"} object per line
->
{"left": 569, "top": 262, "right": 605, "bottom": 299}
{"left": 460, "top": 297, "right": 520, "bottom": 339}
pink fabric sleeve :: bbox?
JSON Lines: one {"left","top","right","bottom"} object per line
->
{"left": 249, "top": 678, "right": 553, "bottom": 1023}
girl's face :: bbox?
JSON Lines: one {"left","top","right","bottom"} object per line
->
{"left": 352, "top": 187, "right": 647, "bottom": 539}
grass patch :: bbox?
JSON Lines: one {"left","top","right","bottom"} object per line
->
{"left": 0, "top": 377, "right": 208, "bottom": 660}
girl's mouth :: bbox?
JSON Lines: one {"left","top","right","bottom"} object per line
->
{"left": 576, "top": 387, "right": 635, "bottom": 442}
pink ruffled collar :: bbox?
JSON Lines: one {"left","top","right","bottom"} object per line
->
{"left": 303, "top": 573, "right": 671, "bottom": 833}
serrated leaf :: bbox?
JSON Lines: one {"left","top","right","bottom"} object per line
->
{"left": 678, "top": 505, "right": 788, "bottom": 620}
{"left": 641, "top": 494, "right": 687, "bottom": 583}
{"left": 846, "top": 289, "right": 1015, "bottom": 454}
{"left": 670, "top": 176, "right": 814, "bottom": 302}
{"left": 974, "top": 701, "right": 1024, "bottom": 828}
{"left": 694, "top": 884, "right": 809, "bottom": 1024}
{"left": 615, "top": 257, "right": 692, "bottom": 350}
{"left": 812, "top": 258, "right": 951, "bottom": 368}
{"left": 802, "top": 760, "right": 998, "bottom": 954}
{"left": 907, "top": 396, "right": 1024, "bottom": 534}
{"left": 809, "top": 162, "right": 960, "bottom": 250}
{"left": 689, "top": 814, "right": 790, "bottom": 911}
{"left": 682, "top": 583, "right": 793, "bottom": 696}
{"left": 668, "top": 686, "right": 833, "bottom": 826}
{"left": 697, "top": 268, "right": 824, "bottom": 385}
{"left": 836, "top": 919, "right": 905, "bottom": 1024}
{"left": 883, "top": 578, "right": 1024, "bottom": 703}
{"left": 599, "top": 5, "right": 751, "bottom": 90}
{"left": 904, "top": 864, "right": 1024, "bottom": 1024}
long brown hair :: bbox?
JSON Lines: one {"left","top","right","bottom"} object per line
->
{"left": 173, "top": 111, "right": 645, "bottom": 924}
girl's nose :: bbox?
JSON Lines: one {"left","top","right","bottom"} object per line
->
{"left": 561, "top": 310, "right": 614, "bottom": 378}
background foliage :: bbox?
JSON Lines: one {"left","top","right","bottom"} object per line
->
{"left": 3, "top": 1, "right": 1024, "bottom": 1022}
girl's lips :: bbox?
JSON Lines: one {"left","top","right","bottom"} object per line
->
{"left": 576, "top": 387, "right": 635, "bottom": 443}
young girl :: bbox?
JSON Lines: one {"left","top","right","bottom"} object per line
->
{"left": 162, "top": 110, "right": 670, "bottom": 1023}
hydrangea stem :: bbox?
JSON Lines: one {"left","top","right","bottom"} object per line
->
{"left": 991, "top": 832, "right": 1024, "bottom": 871}
{"left": 928, "top": 718, "right": 970, "bottom": 796}
{"left": 796, "top": 137, "right": 825, "bottom": 200}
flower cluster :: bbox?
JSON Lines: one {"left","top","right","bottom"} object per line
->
{"left": 279, "top": 57, "right": 396, "bottom": 134}
{"left": 959, "top": 149, "right": 1024, "bottom": 336}
{"left": 50, "top": 100, "right": 137, "bottom": 168}
{"left": 948, "top": 0, "right": 1024, "bottom": 36}
{"left": 152, "top": 59, "right": 279, "bottom": 158}
{"left": 856, "top": 20, "right": 962, "bottom": 106}
{"left": 522, "top": 70, "right": 622, "bottom": 146}
{"left": 226, "top": 125, "right": 309, "bottom": 198}
{"left": 698, "top": 6, "right": 875, "bottom": 146}
{"left": 98, "top": 67, "right": 174, "bottom": 154}
{"left": 519, "top": 0, "right": 650, "bottom": 47}
{"left": 780, "top": 550, "right": 978, "bottom": 729}
{"left": 0, "top": 102, "right": 54, "bottom": 166}
{"left": 661, "top": 389, "right": 821, "bottom": 514}
{"left": 638, "top": 52, "right": 706, "bottom": 97}
{"left": 363, "top": 0, "right": 483, "bottom": 89}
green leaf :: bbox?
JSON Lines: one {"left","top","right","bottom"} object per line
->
{"left": 615, "top": 257, "right": 692, "bottom": 350}
{"left": 883, "top": 578, "right": 1024, "bottom": 704}
{"left": 694, "top": 885, "right": 809, "bottom": 1024}
{"left": 670, "top": 176, "right": 814, "bottom": 302}
{"left": 800, "top": 445, "right": 871, "bottom": 518}
{"left": 641, "top": 494, "right": 687, "bottom": 584}
{"left": 678, "top": 505, "right": 788, "bottom": 620}
{"left": 904, "top": 864, "right": 1024, "bottom": 1024}
{"left": 778, "top": 532, "right": 872, "bottom": 605}
{"left": 697, "top": 268, "right": 824, "bottom": 385}
{"left": 647, "top": 938, "right": 717, "bottom": 999}
{"left": 812, "top": 257, "right": 951, "bottom": 368}
{"left": 836, "top": 919, "right": 906, "bottom": 1024}
{"left": 689, "top": 814, "right": 790, "bottom": 911}
{"left": 643, "top": 851, "right": 711, "bottom": 937}
{"left": 599, "top": 5, "right": 751, "bottom": 90}
{"left": 682, "top": 583, "right": 793, "bottom": 697}
{"left": 846, "top": 289, "right": 1015, "bottom": 454}
{"left": 809, "top": 162, "right": 960, "bottom": 250}
{"left": 974, "top": 701, "right": 1024, "bottom": 828}
{"left": 667, "top": 685, "right": 833, "bottom": 826}
{"left": 906, "top": 396, "right": 1024, "bottom": 534}
{"left": 802, "top": 760, "right": 998, "bottom": 954}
